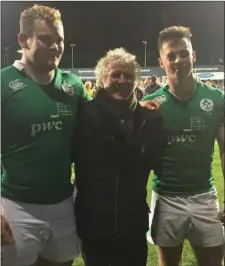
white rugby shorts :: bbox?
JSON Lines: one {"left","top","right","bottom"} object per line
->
{"left": 147, "top": 190, "right": 224, "bottom": 247}
{"left": 1, "top": 196, "right": 80, "bottom": 266}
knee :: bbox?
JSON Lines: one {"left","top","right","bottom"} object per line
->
{"left": 157, "top": 245, "right": 183, "bottom": 266}
{"left": 158, "top": 254, "right": 182, "bottom": 266}
{"left": 159, "top": 262, "right": 180, "bottom": 266}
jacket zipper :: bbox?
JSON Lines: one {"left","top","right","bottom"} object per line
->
{"left": 135, "top": 118, "right": 147, "bottom": 144}
{"left": 114, "top": 117, "right": 148, "bottom": 237}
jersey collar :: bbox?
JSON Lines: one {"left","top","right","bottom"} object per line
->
{"left": 13, "top": 60, "right": 25, "bottom": 71}
{"left": 164, "top": 80, "right": 203, "bottom": 101}
{"left": 12, "top": 60, "right": 61, "bottom": 87}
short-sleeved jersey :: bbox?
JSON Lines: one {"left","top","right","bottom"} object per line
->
{"left": 1, "top": 61, "right": 91, "bottom": 204}
{"left": 142, "top": 81, "right": 224, "bottom": 196}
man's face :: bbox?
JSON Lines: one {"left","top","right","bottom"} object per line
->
{"left": 102, "top": 63, "right": 136, "bottom": 101}
{"left": 21, "top": 19, "right": 64, "bottom": 72}
{"left": 159, "top": 37, "right": 196, "bottom": 83}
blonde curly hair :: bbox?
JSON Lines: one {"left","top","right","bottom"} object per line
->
{"left": 95, "top": 48, "right": 141, "bottom": 88}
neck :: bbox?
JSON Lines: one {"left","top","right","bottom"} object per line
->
{"left": 96, "top": 89, "right": 137, "bottom": 118}
{"left": 20, "top": 56, "right": 55, "bottom": 85}
{"left": 167, "top": 74, "right": 197, "bottom": 100}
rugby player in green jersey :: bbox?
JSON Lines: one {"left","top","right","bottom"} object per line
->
{"left": 1, "top": 5, "right": 91, "bottom": 266}
{"left": 142, "top": 26, "right": 224, "bottom": 266}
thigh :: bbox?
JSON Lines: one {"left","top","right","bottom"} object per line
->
{"left": 37, "top": 256, "right": 73, "bottom": 266}
{"left": 192, "top": 244, "right": 224, "bottom": 266}
{"left": 157, "top": 245, "right": 183, "bottom": 266}
{"left": 40, "top": 198, "right": 80, "bottom": 263}
{"left": 112, "top": 235, "right": 147, "bottom": 266}
{"left": 1, "top": 198, "right": 45, "bottom": 266}
{"left": 149, "top": 192, "right": 189, "bottom": 247}
{"left": 188, "top": 191, "right": 224, "bottom": 248}
{"left": 81, "top": 238, "right": 112, "bottom": 266}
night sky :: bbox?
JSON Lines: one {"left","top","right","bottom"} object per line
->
{"left": 1, "top": 1, "right": 224, "bottom": 68}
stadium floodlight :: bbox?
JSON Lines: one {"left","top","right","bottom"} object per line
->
{"left": 70, "top": 44, "right": 76, "bottom": 70}
{"left": 142, "top": 41, "right": 147, "bottom": 67}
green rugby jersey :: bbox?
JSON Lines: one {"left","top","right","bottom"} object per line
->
{"left": 142, "top": 81, "right": 224, "bottom": 195}
{"left": 1, "top": 61, "right": 91, "bottom": 204}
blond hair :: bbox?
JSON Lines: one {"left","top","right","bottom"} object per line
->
{"left": 19, "top": 4, "right": 61, "bottom": 35}
{"left": 158, "top": 26, "right": 192, "bottom": 51}
{"left": 95, "top": 48, "right": 141, "bottom": 88}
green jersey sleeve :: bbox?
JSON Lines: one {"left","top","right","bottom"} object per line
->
{"left": 63, "top": 72, "right": 92, "bottom": 102}
{"left": 141, "top": 88, "right": 164, "bottom": 102}
{"left": 74, "top": 75, "right": 92, "bottom": 102}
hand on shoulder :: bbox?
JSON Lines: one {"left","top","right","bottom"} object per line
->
{"left": 1, "top": 215, "right": 14, "bottom": 246}
{"left": 139, "top": 99, "right": 160, "bottom": 111}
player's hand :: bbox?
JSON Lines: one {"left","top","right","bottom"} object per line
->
{"left": 139, "top": 100, "right": 160, "bottom": 111}
{"left": 1, "top": 215, "right": 14, "bottom": 246}
{"left": 217, "top": 202, "right": 225, "bottom": 225}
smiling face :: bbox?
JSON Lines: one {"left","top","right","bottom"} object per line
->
{"left": 101, "top": 62, "right": 136, "bottom": 102}
{"left": 18, "top": 18, "right": 64, "bottom": 72}
{"left": 159, "top": 37, "right": 196, "bottom": 84}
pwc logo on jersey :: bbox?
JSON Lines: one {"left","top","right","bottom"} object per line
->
{"left": 167, "top": 133, "right": 197, "bottom": 145}
{"left": 9, "top": 79, "right": 26, "bottom": 91}
{"left": 30, "top": 121, "right": 63, "bottom": 137}
{"left": 62, "top": 82, "right": 75, "bottom": 96}
{"left": 200, "top": 99, "right": 214, "bottom": 112}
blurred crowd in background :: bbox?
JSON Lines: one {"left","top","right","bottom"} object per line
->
{"left": 83, "top": 76, "right": 224, "bottom": 101}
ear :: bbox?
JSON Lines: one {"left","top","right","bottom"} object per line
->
{"left": 18, "top": 33, "right": 30, "bottom": 50}
{"left": 158, "top": 58, "right": 164, "bottom": 69}
{"left": 192, "top": 50, "right": 196, "bottom": 63}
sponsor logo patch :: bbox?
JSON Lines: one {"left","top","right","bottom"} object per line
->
{"left": 9, "top": 79, "right": 26, "bottom": 90}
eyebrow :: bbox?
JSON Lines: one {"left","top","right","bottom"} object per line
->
{"left": 167, "top": 49, "right": 188, "bottom": 54}
{"left": 38, "top": 34, "right": 64, "bottom": 41}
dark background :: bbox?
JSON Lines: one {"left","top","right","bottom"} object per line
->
{"left": 1, "top": 1, "right": 224, "bottom": 68}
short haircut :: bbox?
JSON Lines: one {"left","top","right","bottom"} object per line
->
{"left": 95, "top": 48, "right": 141, "bottom": 88}
{"left": 19, "top": 4, "right": 62, "bottom": 36}
{"left": 158, "top": 26, "right": 192, "bottom": 51}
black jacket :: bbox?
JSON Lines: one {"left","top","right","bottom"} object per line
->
{"left": 74, "top": 95, "right": 166, "bottom": 239}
